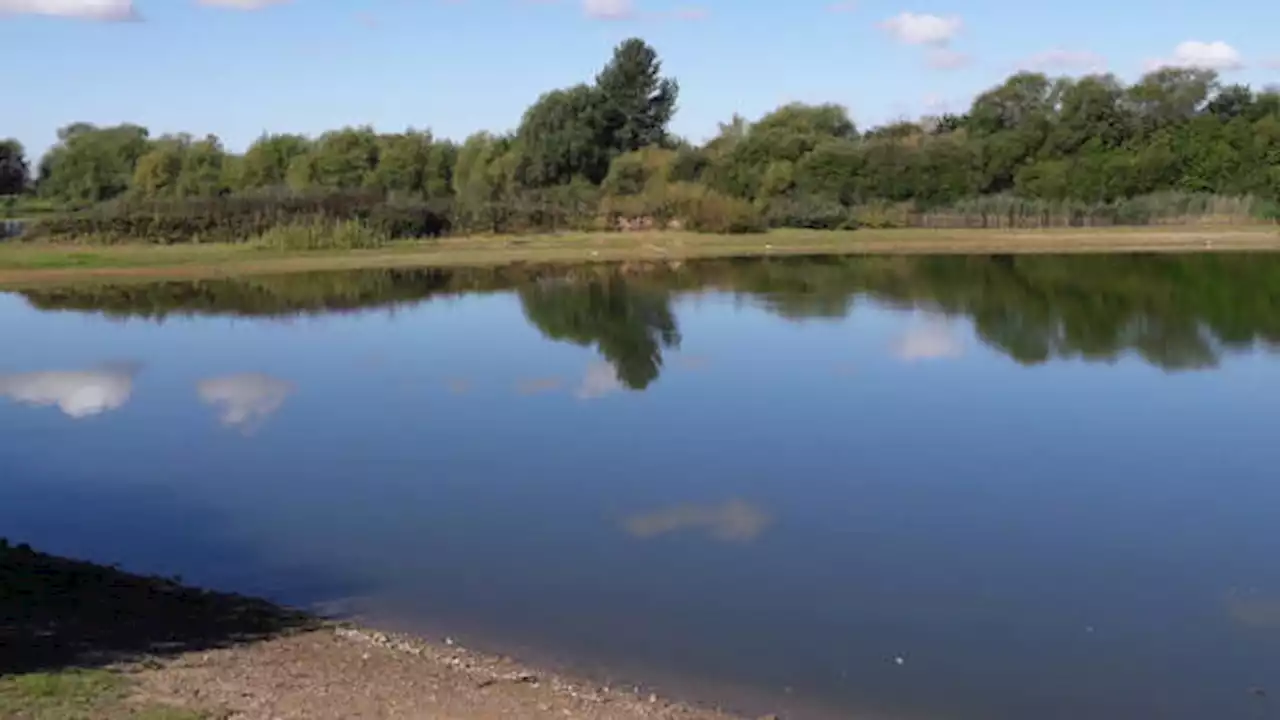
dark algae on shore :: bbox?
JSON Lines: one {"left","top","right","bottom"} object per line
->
{"left": 0, "top": 538, "right": 316, "bottom": 676}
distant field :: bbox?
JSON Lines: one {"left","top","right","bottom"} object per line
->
{"left": 0, "top": 226, "right": 1278, "bottom": 288}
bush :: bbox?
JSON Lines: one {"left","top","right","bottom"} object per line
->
{"left": 667, "top": 183, "right": 766, "bottom": 234}
{"left": 762, "top": 195, "right": 856, "bottom": 230}
{"left": 849, "top": 201, "right": 911, "bottom": 229}
{"left": 368, "top": 199, "right": 452, "bottom": 238}
{"left": 23, "top": 190, "right": 452, "bottom": 245}
{"left": 252, "top": 220, "right": 390, "bottom": 251}
{"left": 1255, "top": 199, "right": 1280, "bottom": 222}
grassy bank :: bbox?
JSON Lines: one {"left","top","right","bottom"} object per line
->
{"left": 0, "top": 669, "right": 206, "bottom": 720}
{"left": 0, "top": 541, "right": 746, "bottom": 720}
{"left": 2, "top": 226, "right": 1279, "bottom": 288}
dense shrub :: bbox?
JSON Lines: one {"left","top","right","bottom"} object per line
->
{"left": 252, "top": 220, "right": 391, "bottom": 250}
{"left": 762, "top": 195, "right": 856, "bottom": 230}
{"left": 846, "top": 192, "right": 1277, "bottom": 229}
{"left": 23, "top": 191, "right": 451, "bottom": 245}
{"left": 667, "top": 183, "right": 766, "bottom": 234}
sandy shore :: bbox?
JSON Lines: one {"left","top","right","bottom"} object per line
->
{"left": 128, "top": 624, "right": 748, "bottom": 720}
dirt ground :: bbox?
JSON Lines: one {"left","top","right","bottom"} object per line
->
{"left": 130, "top": 626, "right": 747, "bottom": 720}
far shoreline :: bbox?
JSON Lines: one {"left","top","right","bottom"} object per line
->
{"left": 1, "top": 226, "right": 1277, "bottom": 288}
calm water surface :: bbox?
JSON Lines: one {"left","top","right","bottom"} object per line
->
{"left": 3, "top": 255, "right": 1280, "bottom": 719}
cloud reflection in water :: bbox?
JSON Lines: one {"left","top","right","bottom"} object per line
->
{"left": 0, "top": 363, "right": 140, "bottom": 418}
{"left": 623, "top": 500, "right": 772, "bottom": 543}
{"left": 892, "top": 318, "right": 965, "bottom": 361}
{"left": 1225, "top": 590, "right": 1280, "bottom": 629}
{"left": 197, "top": 373, "right": 294, "bottom": 434}
{"left": 515, "top": 377, "right": 566, "bottom": 396}
{"left": 575, "top": 361, "right": 624, "bottom": 400}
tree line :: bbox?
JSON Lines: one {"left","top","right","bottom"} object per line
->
{"left": 3, "top": 37, "right": 1280, "bottom": 240}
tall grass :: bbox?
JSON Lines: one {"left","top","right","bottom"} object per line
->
{"left": 21, "top": 191, "right": 449, "bottom": 246}
{"left": 854, "top": 193, "right": 1279, "bottom": 229}
{"left": 251, "top": 220, "right": 392, "bottom": 251}
{"left": 14, "top": 188, "right": 1277, "bottom": 246}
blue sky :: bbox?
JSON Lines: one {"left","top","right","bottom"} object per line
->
{"left": 2, "top": 0, "right": 1278, "bottom": 158}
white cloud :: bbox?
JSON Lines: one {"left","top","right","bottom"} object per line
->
{"left": 1145, "top": 41, "right": 1244, "bottom": 71}
{"left": 927, "top": 48, "right": 970, "bottom": 69}
{"left": 197, "top": 373, "right": 294, "bottom": 433}
{"left": 574, "top": 361, "right": 623, "bottom": 400}
{"left": 879, "top": 12, "right": 961, "bottom": 46}
{"left": 0, "top": 364, "right": 139, "bottom": 418}
{"left": 583, "top": 0, "right": 631, "bottom": 19}
{"left": 197, "top": 0, "right": 290, "bottom": 7}
{"left": 623, "top": 500, "right": 772, "bottom": 543}
{"left": 892, "top": 319, "right": 964, "bottom": 361}
{"left": 1021, "top": 48, "right": 1107, "bottom": 74}
{"left": 0, "top": 0, "right": 137, "bottom": 20}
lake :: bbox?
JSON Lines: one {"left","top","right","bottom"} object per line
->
{"left": 3, "top": 254, "right": 1280, "bottom": 719}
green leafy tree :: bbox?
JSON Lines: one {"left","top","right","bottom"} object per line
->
{"left": 515, "top": 84, "right": 609, "bottom": 187}
{"left": 453, "top": 132, "right": 517, "bottom": 232}
{"left": 0, "top": 139, "right": 29, "bottom": 196}
{"left": 368, "top": 130, "right": 435, "bottom": 196}
{"left": 593, "top": 38, "right": 679, "bottom": 156}
{"left": 178, "top": 135, "right": 228, "bottom": 197}
{"left": 287, "top": 126, "right": 380, "bottom": 191}
{"left": 131, "top": 136, "right": 187, "bottom": 198}
{"left": 239, "top": 133, "right": 311, "bottom": 190}
{"left": 707, "top": 104, "right": 858, "bottom": 200}
{"left": 39, "top": 123, "right": 150, "bottom": 203}
{"left": 1126, "top": 68, "right": 1218, "bottom": 134}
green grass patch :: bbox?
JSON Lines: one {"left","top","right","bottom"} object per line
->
{"left": 0, "top": 670, "right": 127, "bottom": 716}
{"left": 11, "top": 252, "right": 117, "bottom": 270}
{"left": 0, "top": 669, "right": 206, "bottom": 720}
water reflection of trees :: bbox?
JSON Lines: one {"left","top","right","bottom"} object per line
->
{"left": 17, "top": 253, "right": 1280, "bottom": 378}
{"left": 681, "top": 254, "right": 1280, "bottom": 371}
{"left": 518, "top": 278, "right": 680, "bottom": 390}
{"left": 18, "top": 269, "right": 470, "bottom": 320}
